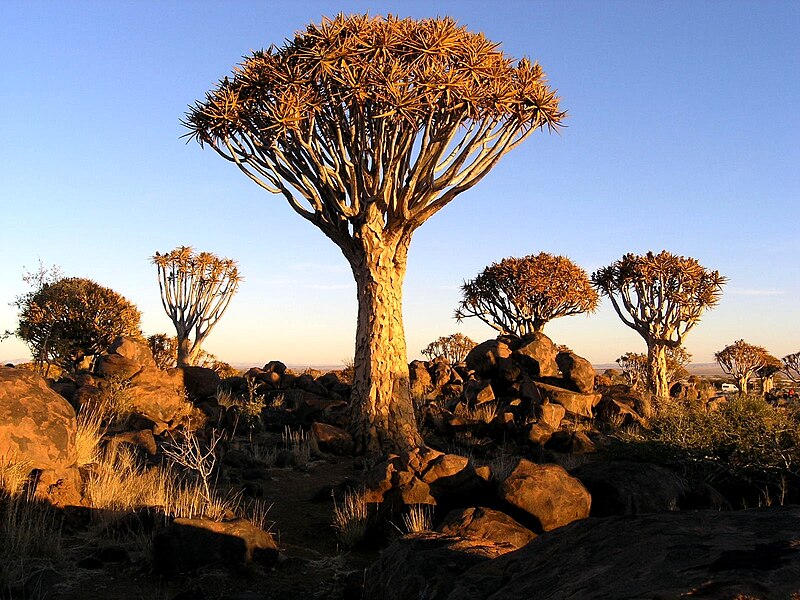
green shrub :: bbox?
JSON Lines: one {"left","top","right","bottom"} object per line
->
{"left": 613, "top": 395, "right": 800, "bottom": 502}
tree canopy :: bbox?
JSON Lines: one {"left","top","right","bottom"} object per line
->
{"left": 715, "top": 339, "right": 769, "bottom": 392}
{"left": 456, "top": 252, "right": 598, "bottom": 336}
{"left": 184, "top": 14, "right": 564, "bottom": 253}
{"left": 16, "top": 277, "right": 141, "bottom": 372}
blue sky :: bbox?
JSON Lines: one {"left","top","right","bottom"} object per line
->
{"left": 1, "top": 0, "right": 798, "bottom": 367}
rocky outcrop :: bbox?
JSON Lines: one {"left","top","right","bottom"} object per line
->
{"left": 365, "top": 532, "right": 515, "bottom": 600}
{"left": 369, "top": 507, "right": 800, "bottom": 600}
{"left": 447, "top": 506, "right": 800, "bottom": 600}
{"left": 153, "top": 517, "right": 279, "bottom": 574}
{"left": 0, "top": 367, "right": 76, "bottom": 471}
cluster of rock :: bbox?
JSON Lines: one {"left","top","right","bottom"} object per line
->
{"left": 411, "top": 332, "right": 610, "bottom": 447}
{"left": 362, "top": 446, "right": 591, "bottom": 545}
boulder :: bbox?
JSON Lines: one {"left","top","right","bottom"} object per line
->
{"left": 536, "top": 402, "right": 565, "bottom": 429}
{"left": 0, "top": 367, "right": 77, "bottom": 471}
{"left": 153, "top": 517, "right": 279, "bottom": 574}
{"left": 94, "top": 353, "right": 142, "bottom": 379}
{"left": 555, "top": 351, "right": 595, "bottom": 393}
{"left": 526, "top": 422, "right": 555, "bottom": 445}
{"left": 446, "top": 507, "right": 800, "bottom": 600}
{"left": 463, "top": 380, "right": 495, "bottom": 406}
{"left": 125, "top": 384, "right": 193, "bottom": 427}
{"left": 438, "top": 507, "right": 536, "bottom": 550}
{"left": 311, "top": 422, "right": 354, "bottom": 455}
{"left": 465, "top": 340, "right": 512, "bottom": 377}
{"left": 177, "top": 366, "right": 221, "bottom": 401}
{"left": 514, "top": 332, "right": 559, "bottom": 377}
{"left": 365, "top": 532, "right": 515, "bottom": 600}
{"left": 534, "top": 381, "right": 601, "bottom": 418}
{"left": 498, "top": 459, "right": 591, "bottom": 532}
{"left": 570, "top": 461, "right": 726, "bottom": 516}
{"left": 544, "top": 430, "right": 596, "bottom": 454}
{"left": 409, "top": 360, "right": 433, "bottom": 400}
{"left": 106, "top": 336, "right": 156, "bottom": 367}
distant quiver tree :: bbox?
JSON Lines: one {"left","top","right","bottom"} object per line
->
{"left": 421, "top": 333, "right": 476, "bottom": 365}
{"left": 183, "top": 14, "right": 564, "bottom": 452}
{"left": 456, "top": 252, "right": 598, "bottom": 336}
{"left": 715, "top": 339, "right": 769, "bottom": 393}
{"left": 152, "top": 247, "right": 241, "bottom": 367}
{"left": 783, "top": 352, "right": 800, "bottom": 384}
{"left": 616, "top": 346, "right": 691, "bottom": 392}
{"left": 592, "top": 251, "right": 725, "bottom": 400}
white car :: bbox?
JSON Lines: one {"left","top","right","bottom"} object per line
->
{"left": 721, "top": 383, "right": 739, "bottom": 393}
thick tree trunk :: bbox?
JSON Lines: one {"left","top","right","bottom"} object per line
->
{"left": 646, "top": 341, "right": 669, "bottom": 402}
{"left": 347, "top": 230, "right": 423, "bottom": 454}
{"left": 176, "top": 336, "right": 193, "bottom": 368}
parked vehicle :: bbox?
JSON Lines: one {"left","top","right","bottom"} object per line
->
{"left": 721, "top": 383, "right": 739, "bottom": 393}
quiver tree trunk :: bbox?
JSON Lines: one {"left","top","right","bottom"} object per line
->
{"left": 646, "top": 342, "right": 669, "bottom": 403}
{"left": 345, "top": 226, "right": 423, "bottom": 454}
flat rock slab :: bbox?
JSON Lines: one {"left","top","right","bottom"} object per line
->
{"left": 448, "top": 506, "right": 800, "bottom": 600}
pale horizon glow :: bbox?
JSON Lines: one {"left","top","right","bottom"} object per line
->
{"left": 1, "top": 1, "right": 798, "bottom": 368}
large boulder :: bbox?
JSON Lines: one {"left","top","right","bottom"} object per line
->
{"left": 365, "top": 532, "right": 515, "bottom": 600}
{"left": 177, "top": 366, "right": 221, "bottom": 402}
{"left": 571, "top": 461, "right": 728, "bottom": 516}
{"left": 437, "top": 507, "right": 536, "bottom": 550}
{"left": 555, "top": 351, "right": 595, "bottom": 393}
{"left": 446, "top": 507, "right": 800, "bottom": 600}
{"left": 466, "top": 340, "right": 512, "bottom": 377}
{"left": 106, "top": 336, "right": 156, "bottom": 367}
{"left": 153, "top": 517, "right": 279, "bottom": 574}
{"left": 533, "top": 381, "right": 601, "bottom": 418}
{"left": 498, "top": 459, "right": 591, "bottom": 532}
{"left": 514, "top": 332, "right": 559, "bottom": 377}
{"left": 0, "top": 367, "right": 76, "bottom": 471}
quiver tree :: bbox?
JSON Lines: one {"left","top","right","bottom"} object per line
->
{"left": 421, "top": 333, "right": 476, "bottom": 365}
{"left": 184, "top": 14, "right": 564, "bottom": 452}
{"left": 592, "top": 251, "right": 725, "bottom": 399}
{"left": 758, "top": 353, "right": 783, "bottom": 394}
{"left": 16, "top": 277, "right": 142, "bottom": 373}
{"left": 616, "top": 346, "right": 691, "bottom": 392}
{"left": 783, "top": 352, "right": 800, "bottom": 384}
{"left": 456, "top": 253, "right": 598, "bottom": 336}
{"left": 715, "top": 339, "right": 769, "bottom": 393}
{"left": 152, "top": 247, "right": 241, "bottom": 367}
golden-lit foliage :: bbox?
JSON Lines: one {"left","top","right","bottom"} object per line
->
{"left": 152, "top": 246, "right": 241, "bottom": 367}
{"left": 715, "top": 339, "right": 769, "bottom": 390}
{"left": 456, "top": 252, "right": 598, "bottom": 336}
{"left": 184, "top": 14, "right": 564, "bottom": 240}
{"left": 592, "top": 251, "right": 726, "bottom": 346}
{"left": 16, "top": 277, "right": 142, "bottom": 372}
{"left": 421, "top": 332, "right": 476, "bottom": 364}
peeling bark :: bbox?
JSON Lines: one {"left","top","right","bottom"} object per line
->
{"left": 646, "top": 342, "right": 669, "bottom": 401}
{"left": 346, "top": 225, "right": 423, "bottom": 454}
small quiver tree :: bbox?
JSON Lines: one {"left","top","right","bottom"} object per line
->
{"left": 183, "top": 14, "right": 564, "bottom": 453}
{"left": 758, "top": 353, "right": 783, "bottom": 394}
{"left": 592, "top": 251, "right": 725, "bottom": 400}
{"left": 616, "top": 347, "right": 691, "bottom": 392}
{"left": 715, "top": 339, "right": 769, "bottom": 394}
{"left": 782, "top": 352, "right": 800, "bottom": 384}
{"left": 16, "top": 277, "right": 142, "bottom": 373}
{"left": 152, "top": 247, "right": 241, "bottom": 367}
{"left": 421, "top": 333, "right": 476, "bottom": 365}
{"left": 456, "top": 252, "right": 598, "bottom": 336}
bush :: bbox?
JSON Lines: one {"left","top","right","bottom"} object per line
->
{"left": 16, "top": 277, "right": 141, "bottom": 372}
{"left": 613, "top": 395, "right": 800, "bottom": 503}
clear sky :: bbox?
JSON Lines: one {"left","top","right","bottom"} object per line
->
{"left": 1, "top": 1, "right": 798, "bottom": 367}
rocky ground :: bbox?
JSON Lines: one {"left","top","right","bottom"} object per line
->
{"left": 2, "top": 333, "right": 800, "bottom": 599}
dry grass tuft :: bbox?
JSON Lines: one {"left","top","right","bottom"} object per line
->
{"left": 332, "top": 488, "right": 369, "bottom": 550}
{"left": 402, "top": 504, "right": 433, "bottom": 534}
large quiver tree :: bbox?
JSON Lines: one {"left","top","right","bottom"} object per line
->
{"left": 715, "top": 339, "right": 769, "bottom": 393}
{"left": 592, "top": 251, "right": 725, "bottom": 400}
{"left": 184, "top": 14, "right": 564, "bottom": 453}
{"left": 456, "top": 252, "right": 598, "bottom": 335}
